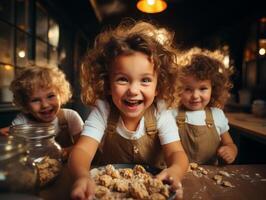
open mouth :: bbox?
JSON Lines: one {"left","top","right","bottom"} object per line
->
{"left": 40, "top": 109, "right": 54, "bottom": 117}
{"left": 123, "top": 99, "right": 143, "bottom": 107}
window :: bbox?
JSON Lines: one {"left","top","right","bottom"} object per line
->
{"left": 36, "top": 39, "right": 48, "bottom": 66}
{"left": 0, "top": 0, "right": 15, "bottom": 103}
{"left": 16, "top": 29, "right": 29, "bottom": 66}
{"left": 35, "top": 3, "right": 59, "bottom": 67}
{"left": 0, "top": 0, "right": 14, "bottom": 23}
{"left": 0, "top": 64, "right": 15, "bottom": 102}
{"left": 0, "top": 0, "right": 60, "bottom": 103}
{"left": 0, "top": 21, "right": 14, "bottom": 65}
{"left": 16, "top": 0, "right": 28, "bottom": 31}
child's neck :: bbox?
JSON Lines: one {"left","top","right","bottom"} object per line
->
{"left": 121, "top": 117, "right": 141, "bottom": 132}
{"left": 25, "top": 113, "right": 54, "bottom": 124}
{"left": 180, "top": 105, "right": 207, "bottom": 111}
{"left": 25, "top": 113, "right": 39, "bottom": 122}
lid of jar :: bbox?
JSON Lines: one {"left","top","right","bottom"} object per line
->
{"left": 10, "top": 123, "right": 56, "bottom": 140}
{"left": 0, "top": 136, "right": 27, "bottom": 161}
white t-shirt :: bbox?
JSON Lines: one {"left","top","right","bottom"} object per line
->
{"left": 171, "top": 107, "right": 229, "bottom": 136}
{"left": 82, "top": 100, "right": 180, "bottom": 145}
{"left": 12, "top": 108, "right": 84, "bottom": 136}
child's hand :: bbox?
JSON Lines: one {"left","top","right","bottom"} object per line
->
{"left": 156, "top": 168, "right": 183, "bottom": 200}
{"left": 217, "top": 145, "right": 237, "bottom": 164}
{"left": 0, "top": 127, "right": 9, "bottom": 136}
{"left": 71, "top": 176, "right": 96, "bottom": 200}
{"left": 62, "top": 147, "right": 72, "bottom": 162}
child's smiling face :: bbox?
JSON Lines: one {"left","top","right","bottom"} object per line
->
{"left": 181, "top": 75, "right": 212, "bottom": 111}
{"left": 110, "top": 52, "right": 158, "bottom": 128}
{"left": 26, "top": 87, "right": 61, "bottom": 123}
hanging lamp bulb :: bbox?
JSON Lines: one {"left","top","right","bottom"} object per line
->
{"left": 137, "top": 0, "right": 167, "bottom": 14}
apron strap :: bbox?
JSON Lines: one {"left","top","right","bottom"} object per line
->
{"left": 176, "top": 109, "right": 186, "bottom": 127}
{"left": 205, "top": 107, "right": 214, "bottom": 128}
{"left": 144, "top": 104, "right": 157, "bottom": 136}
{"left": 56, "top": 109, "right": 74, "bottom": 146}
{"left": 58, "top": 109, "right": 68, "bottom": 128}
{"left": 105, "top": 102, "right": 120, "bottom": 138}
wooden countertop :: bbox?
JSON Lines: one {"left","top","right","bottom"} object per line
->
{"left": 225, "top": 112, "right": 266, "bottom": 141}
{"left": 183, "top": 164, "right": 266, "bottom": 200}
{"left": 39, "top": 164, "right": 266, "bottom": 200}
{"left": 39, "top": 165, "right": 72, "bottom": 200}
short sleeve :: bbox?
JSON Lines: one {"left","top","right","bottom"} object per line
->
{"left": 211, "top": 107, "right": 230, "bottom": 135}
{"left": 12, "top": 113, "right": 28, "bottom": 125}
{"left": 156, "top": 108, "right": 180, "bottom": 145}
{"left": 81, "top": 100, "right": 109, "bottom": 142}
{"left": 63, "top": 109, "right": 84, "bottom": 136}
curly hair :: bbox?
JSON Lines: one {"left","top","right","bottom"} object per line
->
{"left": 10, "top": 66, "right": 72, "bottom": 109}
{"left": 80, "top": 19, "right": 181, "bottom": 108}
{"left": 176, "top": 47, "right": 233, "bottom": 108}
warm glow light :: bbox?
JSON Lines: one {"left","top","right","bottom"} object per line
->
{"left": 18, "top": 50, "right": 26, "bottom": 58}
{"left": 4, "top": 65, "right": 13, "bottom": 71}
{"left": 137, "top": 0, "right": 167, "bottom": 14}
{"left": 48, "top": 24, "right": 59, "bottom": 47}
{"left": 147, "top": 0, "right": 155, "bottom": 5}
{"left": 259, "top": 48, "right": 266, "bottom": 55}
{"left": 223, "top": 55, "right": 230, "bottom": 68}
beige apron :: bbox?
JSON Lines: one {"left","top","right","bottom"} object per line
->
{"left": 176, "top": 108, "right": 220, "bottom": 164}
{"left": 55, "top": 109, "right": 74, "bottom": 148}
{"left": 94, "top": 104, "right": 165, "bottom": 169}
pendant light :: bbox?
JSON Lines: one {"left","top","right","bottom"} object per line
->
{"left": 137, "top": 0, "right": 167, "bottom": 14}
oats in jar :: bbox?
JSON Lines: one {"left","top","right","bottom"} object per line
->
{"left": 35, "top": 156, "right": 62, "bottom": 186}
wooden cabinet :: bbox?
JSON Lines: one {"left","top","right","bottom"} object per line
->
{"left": 230, "top": 126, "right": 266, "bottom": 164}
{"left": 226, "top": 112, "right": 266, "bottom": 164}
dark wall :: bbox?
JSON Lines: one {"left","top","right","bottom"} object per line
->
{"left": 0, "top": 110, "right": 19, "bottom": 127}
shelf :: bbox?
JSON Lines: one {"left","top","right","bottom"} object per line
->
{"left": 0, "top": 103, "right": 19, "bottom": 113}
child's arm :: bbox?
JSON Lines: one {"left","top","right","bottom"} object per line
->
{"left": 61, "top": 134, "right": 81, "bottom": 161}
{"left": 62, "top": 109, "right": 84, "bottom": 159}
{"left": 72, "top": 133, "right": 81, "bottom": 143}
{"left": 0, "top": 126, "right": 10, "bottom": 136}
{"left": 68, "top": 135, "right": 99, "bottom": 200}
{"left": 156, "top": 141, "right": 189, "bottom": 199}
{"left": 217, "top": 132, "right": 238, "bottom": 164}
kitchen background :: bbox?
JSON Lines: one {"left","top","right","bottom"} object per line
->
{"left": 0, "top": 0, "right": 266, "bottom": 163}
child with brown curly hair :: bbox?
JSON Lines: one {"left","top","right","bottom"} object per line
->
{"left": 69, "top": 20, "right": 188, "bottom": 200}
{"left": 8, "top": 66, "right": 84, "bottom": 157}
{"left": 172, "top": 47, "right": 238, "bottom": 165}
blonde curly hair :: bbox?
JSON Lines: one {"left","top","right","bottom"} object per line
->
{"left": 80, "top": 19, "right": 181, "bottom": 108}
{"left": 10, "top": 66, "right": 72, "bottom": 109}
{"left": 176, "top": 47, "right": 233, "bottom": 108}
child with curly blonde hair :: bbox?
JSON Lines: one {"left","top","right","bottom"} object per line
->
{"left": 69, "top": 20, "right": 188, "bottom": 200}
{"left": 8, "top": 66, "right": 84, "bottom": 157}
{"left": 172, "top": 47, "right": 237, "bottom": 165}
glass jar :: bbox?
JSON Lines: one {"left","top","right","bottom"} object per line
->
{"left": 0, "top": 136, "right": 38, "bottom": 193}
{"left": 252, "top": 99, "right": 266, "bottom": 117}
{"left": 10, "top": 123, "right": 63, "bottom": 187}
